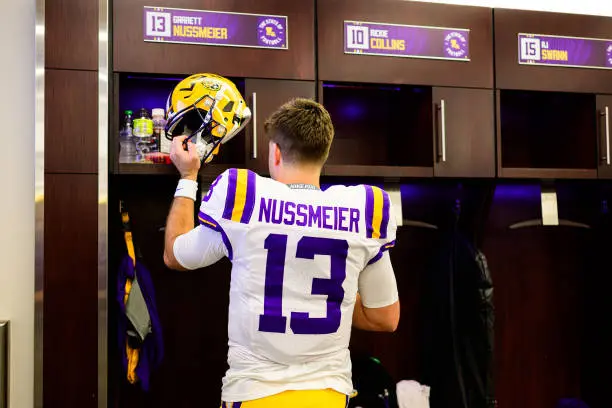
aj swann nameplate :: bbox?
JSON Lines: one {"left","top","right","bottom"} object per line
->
{"left": 518, "top": 33, "right": 612, "bottom": 70}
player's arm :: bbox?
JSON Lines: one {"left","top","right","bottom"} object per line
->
{"left": 168, "top": 225, "right": 227, "bottom": 270}
{"left": 353, "top": 185, "right": 400, "bottom": 331}
{"left": 164, "top": 198, "right": 228, "bottom": 271}
{"left": 164, "top": 136, "right": 202, "bottom": 271}
{"left": 164, "top": 196, "right": 196, "bottom": 271}
{"left": 352, "top": 252, "right": 400, "bottom": 332}
{"left": 165, "top": 139, "right": 236, "bottom": 270}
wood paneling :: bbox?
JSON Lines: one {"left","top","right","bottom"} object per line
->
{"left": 244, "top": 79, "right": 316, "bottom": 173}
{"left": 45, "top": 0, "right": 98, "bottom": 70}
{"left": 494, "top": 9, "right": 612, "bottom": 94}
{"left": 44, "top": 174, "right": 98, "bottom": 408}
{"left": 117, "top": 163, "right": 238, "bottom": 182}
{"left": 433, "top": 87, "right": 495, "bottom": 178}
{"left": 317, "top": 0, "right": 493, "bottom": 88}
{"left": 499, "top": 168, "right": 597, "bottom": 179}
{"left": 45, "top": 0, "right": 100, "bottom": 406}
{"left": 483, "top": 191, "right": 588, "bottom": 408}
{"left": 45, "top": 69, "right": 98, "bottom": 173}
{"left": 113, "top": 0, "right": 315, "bottom": 80}
{"left": 322, "top": 165, "right": 433, "bottom": 178}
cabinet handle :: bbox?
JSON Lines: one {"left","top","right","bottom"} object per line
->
{"left": 438, "top": 99, "right": 447, "bottom": 163}
{"left": 251, "top": 92, "right": 257, "bottom": 160}
{"left": 605, "top": 106, "right": 610, "bottom": 166}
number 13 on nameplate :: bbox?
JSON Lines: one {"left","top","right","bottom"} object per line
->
{"left": 146, "top": 11, "right": 171, "bottom": 37}
{"left": 259, "top": 234, "right": 349, "bottom": 335}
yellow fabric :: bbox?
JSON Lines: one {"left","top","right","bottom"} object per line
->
{"left": 231, "top": 169, "right": 249, "bottom": 222}
{"left": 123, "top": 277, "right": 138, "bottom": 384}
{"left": 199, "top": 216, "right": 218, "bottom": 228}
{"left": 122, "top": 209, "right": 139, "bottom": 385}
{"left": 122, "top": 211, "right": 136, "bottom": 267}
{"left": 126, "top": 340, "right": 139, "bottom": 384}
{"left": 124, "top": 231, "right": 136, "bottom": 267}
{"left": 222, "top": 389, "right": 348, "bottom": 408}
{"left": 124, "top": 279, "right": 132, "bottom": 306}
{"left": 371, "top": 187, "right": 384, "bottom": 239}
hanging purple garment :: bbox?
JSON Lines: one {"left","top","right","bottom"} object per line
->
{"left": 556, "top": 398, "right": 591, "bottom": 408}
{"left": 117, "top": 253, "right": 164, "bottom": 391}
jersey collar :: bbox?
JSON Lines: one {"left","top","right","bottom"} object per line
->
{"left": 286, "top": 183, "right": 320, "bottom": 191}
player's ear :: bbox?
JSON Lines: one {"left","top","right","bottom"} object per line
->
{"left": 273, "top": 142, "right": 282, "bottom": 166}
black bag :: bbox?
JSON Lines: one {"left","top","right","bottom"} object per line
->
{"left": 349, "top": 354, "right": 398, "bottom": 408}
{"left": 422, "top": 230, "right": 496, "bottom": 408}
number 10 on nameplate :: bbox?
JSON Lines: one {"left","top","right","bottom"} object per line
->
{"left": 347, "top": 25, "right": 370, "bottom": 49}
{"left": 259, "top": 234, "right": 349, "bottom": 335}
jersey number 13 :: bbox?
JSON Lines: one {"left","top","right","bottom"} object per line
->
{"left": 258, "top": 234, "right": 349, "bottom": 335}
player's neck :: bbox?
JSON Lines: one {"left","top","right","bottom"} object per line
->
{"left": 275, "top": 164, "right": 321, "bottom": 189}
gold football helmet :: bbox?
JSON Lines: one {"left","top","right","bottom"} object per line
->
{"left": 165, "top": 73, "right": 251, "bottom": 163}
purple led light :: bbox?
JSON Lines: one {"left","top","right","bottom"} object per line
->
{"left": 493, "top": 184, "right": 541, "bottom": 201}
{"left": 322, "top": 83, "right": 402, "bottom": 92}
{"left": 126, "top": 75, "right": 185, "bottom": 82}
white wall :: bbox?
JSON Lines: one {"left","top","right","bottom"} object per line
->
{"left": 410, "top": 0, "right": 612, "bottom": 16}
{"left": 0, "top": 0, "right": 36, "bottom": 407}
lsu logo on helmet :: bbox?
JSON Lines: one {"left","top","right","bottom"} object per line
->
{"left": 165, "top": 73, "right": 252, "bottom": 164}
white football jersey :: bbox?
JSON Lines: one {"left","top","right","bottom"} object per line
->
{"left": 196, "top": 168, "right": 397, "bottom": 402}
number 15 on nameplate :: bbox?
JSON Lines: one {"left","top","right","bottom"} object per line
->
{"left": 259, "top": 234, "right": 349, "bottom": 335}
{"left": 520, "top": 37, "right": 541, "bottom": 61}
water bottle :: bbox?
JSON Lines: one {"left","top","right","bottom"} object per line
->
{"left": 152, "top": 108, "right": 167, "bottom": 154}
{"left": 133, "top": 108, "right": 155, "bottom": 159}
{"left": 119, "top": 110, "right": 137, "bottom": 163}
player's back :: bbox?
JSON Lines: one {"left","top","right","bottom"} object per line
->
{"left": 198, "top": 169, "right": 396, "bottom": 401}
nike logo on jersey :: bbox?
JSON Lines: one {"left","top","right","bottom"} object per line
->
{"left": 258, "top": 197, "right": 360, "bottom": 232}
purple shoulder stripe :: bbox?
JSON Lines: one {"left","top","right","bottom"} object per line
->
{"left": 364, "top": 185, "right": 374, "bottom": 238}
{"left": 380, "top": 189, "right": 391, "bottom": 239}
{"left": 240, "top": 170, "right": 257, "bottom": 224}
{"left": 222, "top": 168, "right": 238, "bottom": 220}
{"left": 198, "top": 212, "right": 234, "bottom": 260}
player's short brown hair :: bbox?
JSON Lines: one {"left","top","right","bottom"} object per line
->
{"left": 264, "top": 98, "right": 334, "bottom": 165}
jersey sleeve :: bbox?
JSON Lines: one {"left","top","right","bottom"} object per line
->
{"left": 197, "top": 168, "right": 258, "bottom": 260}
{"left": 173, "top": 225, "right": 228, "bottom": 270}
{"left": 358, "top": 252, "right": 399, "bottom": 308}
{"left": 363, "top": 185, "right": 398, "bottom": 265}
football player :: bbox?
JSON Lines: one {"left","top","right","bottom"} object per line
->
{"left": 163, "top": 74, "right": 400, "bottom": 408}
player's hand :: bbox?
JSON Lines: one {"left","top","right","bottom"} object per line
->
{"left": 170, "top": 136, "right": 201, "bottom": 181}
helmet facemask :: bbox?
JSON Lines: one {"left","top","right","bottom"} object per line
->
{"left": 166, "top": 96, "right": 224, "bottom": 164}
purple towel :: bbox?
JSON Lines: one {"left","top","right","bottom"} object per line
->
{"left": 117, "top": 254, "right": 164, "bottom": 391}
